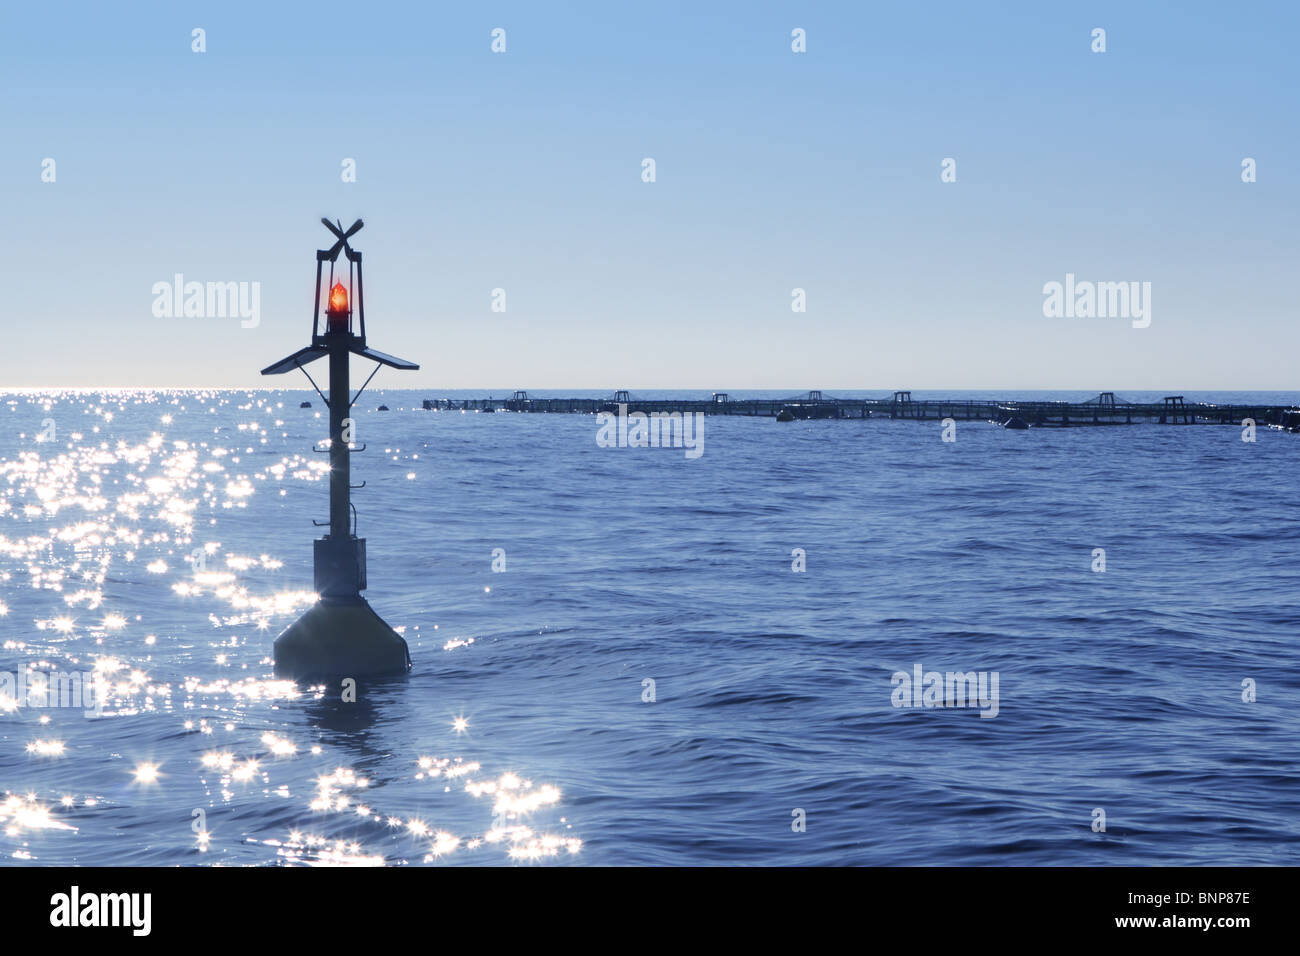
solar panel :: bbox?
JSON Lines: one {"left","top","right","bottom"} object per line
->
{"left": 260, "top": 345, "right": 328, "bottom": 376}
{"left": 349, "top": 344, "right": 419, "bottom": 371}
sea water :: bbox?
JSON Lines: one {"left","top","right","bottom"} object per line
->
{"left": 1, "top": 388, "right": 1297, "bottom": 865}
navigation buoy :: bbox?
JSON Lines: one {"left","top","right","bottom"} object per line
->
{"left": 260, "top": 218, "right": 420, "bottom": 679}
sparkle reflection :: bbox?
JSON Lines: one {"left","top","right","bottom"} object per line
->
{"left": 26, "top": 740, "right": 66, "bottom": 757}
{"left": 0, "top": 390, "right": 582, "bottom": 865}
{"left": 0, "top": 794, "right": 78, "bottom": 834}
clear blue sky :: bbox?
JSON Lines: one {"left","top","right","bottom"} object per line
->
{"left": 1, "top": 1, "right": 1296, "bottom": 389}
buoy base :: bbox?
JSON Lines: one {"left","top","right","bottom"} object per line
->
{"left": 273, "top": 597, "right": 411, "bottom": 680}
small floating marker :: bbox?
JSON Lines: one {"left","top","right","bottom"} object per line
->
{"left": 300, "top": 401, "right": 312, "bottom": 408}
{"left": 377, "top": 405, "right": 389, "bottom": 411}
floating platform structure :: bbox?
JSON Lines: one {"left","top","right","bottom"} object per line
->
{"left": 420, "top": 390, "right": 1299, "bottom": 428}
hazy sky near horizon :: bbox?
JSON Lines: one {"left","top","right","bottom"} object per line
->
{"left": 1, "top": 1, "right": 1296, "bottom": 390}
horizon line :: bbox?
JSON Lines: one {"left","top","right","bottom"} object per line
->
{"left": 3, "top": 385, "right": 1300, "bottom": 394}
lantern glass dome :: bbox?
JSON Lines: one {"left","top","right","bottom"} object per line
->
{"left": 328, "top": 282, "right": 349, "bottom": 313}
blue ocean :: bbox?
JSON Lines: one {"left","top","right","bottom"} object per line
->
{"left": 1, "top": 388, "right": 1298, "bottom": 865}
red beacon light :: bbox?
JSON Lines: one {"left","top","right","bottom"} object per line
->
{"left": 326, "top": 282, "right": 349, "bottom": 331}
